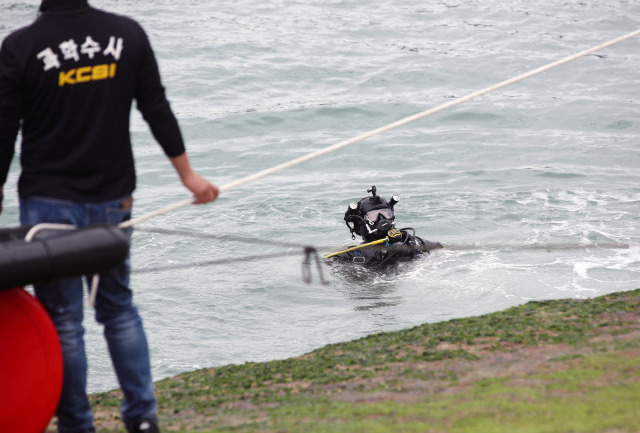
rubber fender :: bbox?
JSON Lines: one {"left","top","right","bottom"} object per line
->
{"left": 0, "top": 288, "right": 63, "bottom": 433}
{"left": 0, "top": 224, "right": 33, "bottom": 242}
{"left": 0, "top": 224, "right": 129, "bottom": 291}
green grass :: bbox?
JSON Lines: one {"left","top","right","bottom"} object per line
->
{"left": 89, "top": 289, "right": 640, "bottom": 432}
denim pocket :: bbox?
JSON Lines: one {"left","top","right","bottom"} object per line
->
{"left": 19, "top": 196, "right": 74, "bottom": 225}
{"left": 106, "top": 196, "right": 133, "bottom": 239}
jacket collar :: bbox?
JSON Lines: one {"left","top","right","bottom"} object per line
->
{"left": 40, "top": 0, "right": 90, "bottom": 12}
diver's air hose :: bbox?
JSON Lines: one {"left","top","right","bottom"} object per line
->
{"left": 344, "top": 214, "right": 366, "bottom": 239}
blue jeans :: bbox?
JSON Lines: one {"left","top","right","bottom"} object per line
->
{"left": 20, "top": 196, "right": 156, "bottom": 433}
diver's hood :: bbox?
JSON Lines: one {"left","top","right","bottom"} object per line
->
{"left": 343, "top": 186, "right": 399, "bottom": 242}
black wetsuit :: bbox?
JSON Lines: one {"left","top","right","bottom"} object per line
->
{"left": 0, "top": 0, "right": 185, "bottom": 202}
{"left": 331, "top": 229, "right": 443, "bottom": 268}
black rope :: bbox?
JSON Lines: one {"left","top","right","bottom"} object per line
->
{"left": 442, "top": 242, "right": 630, "bottom": 251}
{"left": 135, "top": 226, "right": 313, "bottom": 249}
{"left": 135, "top": 226, "right": 630, "bottom": 253}
{"left": 130, "top": 226, "right": 631, "bottom": 282}
{"left": 133, "top": 251, "right": 301, "bottom": 273}
{"left": 132, "top": 226, "right": 329, "bottom": 284}
{"left": 302, "top": 247, "right": 329, "bottom": 285}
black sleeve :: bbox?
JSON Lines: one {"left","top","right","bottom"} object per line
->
{"left": 133, "top": 27, "right": 186, "bottom": 158}
{"left": 0, "top": 37, "right": 22, "bottom": 184}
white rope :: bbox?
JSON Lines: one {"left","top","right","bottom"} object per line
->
{"left": 120, "top": 28, "right": 640, "bottom": 230}
{"left": 22, "top": 223, "right": 102, "bottom": 307}
{"left": 88, "top": 274, "right": 100, "bottom": 307}
{"left": 119, "top": 197, "right": 193, "bottom": 229}
{"left": 25, "top": 223, "right": 76, "bottom": 242}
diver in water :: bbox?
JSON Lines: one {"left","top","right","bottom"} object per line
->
{"left": 328, "top": 186, "right": 442, "bottom": 267}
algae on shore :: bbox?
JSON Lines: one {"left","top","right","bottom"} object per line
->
{"left": 84, "top": 289, "right": 640, "bottom": 433}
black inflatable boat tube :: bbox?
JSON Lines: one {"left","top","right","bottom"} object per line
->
{"left": 0, "top": 225, "right": 129, "bottom": 291}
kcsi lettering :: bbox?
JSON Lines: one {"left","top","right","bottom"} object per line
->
{"left": 58, "top": 63, "right": 117, "bottom": 87}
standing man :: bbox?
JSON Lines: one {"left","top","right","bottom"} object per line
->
{"left": 0, "top": 1, "right": 219, "bottom": 432}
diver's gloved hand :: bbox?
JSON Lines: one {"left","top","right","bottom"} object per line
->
{"left": 387, "top": 228, "right": 402, "bottom": 244}
{"left": 377, "top": 219, "right": 394, "bottom": 234}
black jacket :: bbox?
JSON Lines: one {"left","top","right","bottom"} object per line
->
{"left": 0, "top": 0, "right": 186, "bottom": 202}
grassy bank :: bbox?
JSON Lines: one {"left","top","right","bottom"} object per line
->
{"left": 87, "top": 289, "right": 640, "bottom": 432}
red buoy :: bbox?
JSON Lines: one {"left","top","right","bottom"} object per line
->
{"left": 0, "top": 288, "right": 62, "bottom": 433}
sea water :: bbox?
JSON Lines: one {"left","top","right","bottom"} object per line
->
{"left": 1, "top": 0, "right": 639, "bottom": 393}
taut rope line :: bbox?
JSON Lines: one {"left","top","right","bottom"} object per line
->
{"left": 119, "top": 28, "right": 640, "bottom": 230}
